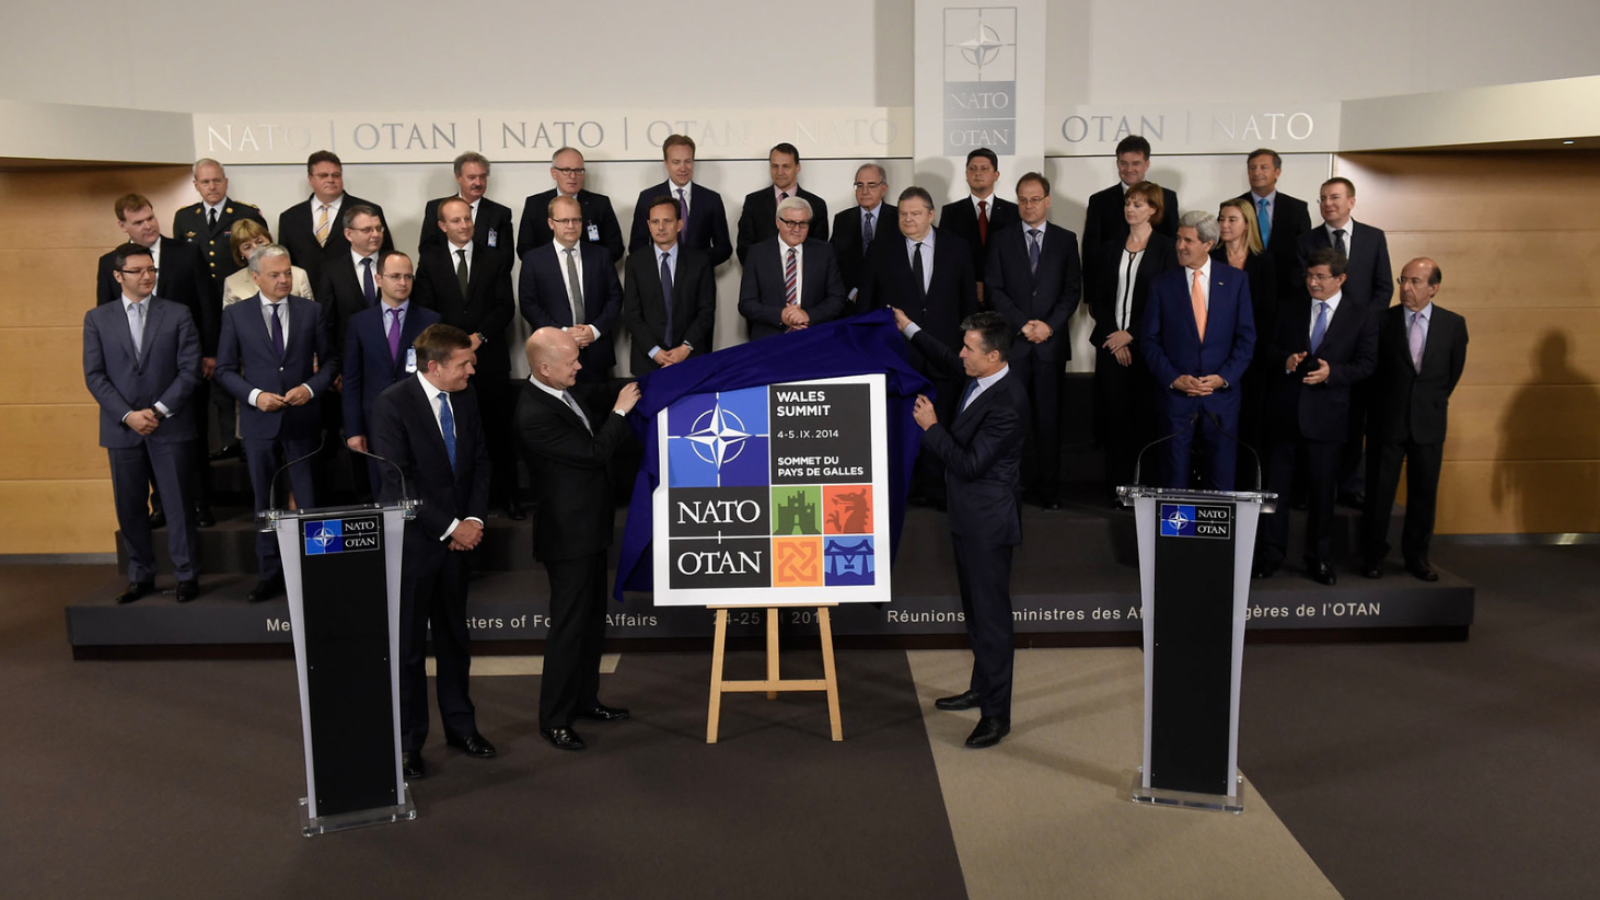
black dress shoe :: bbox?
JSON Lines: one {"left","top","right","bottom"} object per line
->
{"left": 934, "top": 689, "right": 981, "bottom": 711}
{"left": 402, "top": 751, "right": 425, "bottom": 780}
{"left": 147, "top": 510, "right": 166, "bottom": 529}
{"left": 1360, "top": 562, "right": 1384, "bottom": 579}
{"left": 1406, "top": 558, "right": 1440, "bottom": 582}
{"left": 116, "top": 581, "right": 156, "bottom": 604}
{"left": 964, "top": 715, "right": 1011, "bottom": 749}
{"left": 1307, "top": 562, "right": 1337, "bottom": 586}
{"left": 1252, "top": 562, "right": 1278, "bottom": 580}
{"left": 175, "top": 579, "right": 200, "bottom": 603}
{"left": 540, "top": 727, "right": 586, "bottom": 751}
{"left": 195, "top": 508, "right": 216, "bottom": 528}
{"left": 577, "top": 703, "right": 630, "bottom": 722}
{"left": 210, "top": 443, "right": 242, "bottom": 461}
{"left": 446, "top": 732, "right": 497, "bottom": 758}
{"left": 247, "top": 574, "right": 285, "bottom": 603}
{"left": 1337, "top": 490, "right": 1366, "bottom": 510}
{"left": 504, "top": 498, "right": 527, "bottom": 521}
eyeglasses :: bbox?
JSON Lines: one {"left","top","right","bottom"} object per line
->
{"left": 550, "top": 217, "right": 584, "bottom": 227}
{"left": 118, "top": 267, "right": 156, "bottom": 276}
{"left": 778, "top": 218, "right": 811, "bottom": 229}
{"left": 552, "top": 167, "right": 586, "bottom": 176}
{"left": 350, "top": 226, "right": 385, "bottom": 235}
{"left": 854, "top": 181, "right": 884, "bottom": 190}
{"left": 381, "top": 273, "right": 415, "bottom": 281}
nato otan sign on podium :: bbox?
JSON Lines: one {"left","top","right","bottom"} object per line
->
{"left": 651, "top": 375, "right": 891, "bottom": 607}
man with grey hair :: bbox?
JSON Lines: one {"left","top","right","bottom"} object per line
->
{"left": 830, "top": 163, "right": 896, "bottom": 310}
{"left": 737, "top": 195, "right": 847, "bottom": 341}
{"left": 420, "top": 151, "right": 513, "bottom": 256}
{"left": 175, "top": 158, "right": 267, "bottom": 287}
{"left": 1140, "top": 210, "right": 1256, "bottom": 491}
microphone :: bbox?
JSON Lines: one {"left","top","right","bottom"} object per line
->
{"left": 1132, "top": 411, "right": 1197, "bottom": 487}
{"left": 1204, "top": 410, "right": 1265, "bottom": 493}
{"left": 268, "top": 434, "right": 325, "bottom": 513}
{"left": 349, "top": 444, "right": 415, "bottom": 509}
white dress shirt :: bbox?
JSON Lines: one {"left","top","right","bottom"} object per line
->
{"left": 961, "top": 364, "right": 1010, "bottom": 413}
{"left": 552, "top": 240, "right": 602, "bottom": 342}
{"left": 246, "top": 293, "right": 313, "bottom": 409}
{"left": 904, "top": 231, "right": 936, "bottom": 295}
{"left": 119, "top": 294, "right": 171, "bottom": 419}
{"left": 778, "top": 239, "right": 805, "bottom": 308}
{"left": 415, "top": 371, "right": 482, "bottom": 541}
{"left": 648, "top": 242, "right": 680, "bottom": 359}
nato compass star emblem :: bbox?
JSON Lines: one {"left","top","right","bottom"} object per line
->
{"left": 686, "top": 402, "right": 751, "bottom": 469}
{"left": 1163, "top": 507, "right": 1191, "bottom": 532}
{"left": 957, "top": 22, "right": 1005, "bottom": 69}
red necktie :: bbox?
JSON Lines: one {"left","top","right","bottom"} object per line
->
{"left": 977, "top": 199, "right": 989, "bottom": 244}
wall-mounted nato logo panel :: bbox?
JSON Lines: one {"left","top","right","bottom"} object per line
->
{"left": 665, "top": 387, "right": 770, "bottom": 488}
{"left": 943, "top": 6, "right": 1018, "bottom": 155}
{"left": 1159, "top": 504, "right": 1232, "bottom": 540}
{"left": 304, "top": 516, "right": 382, "bottom": 555}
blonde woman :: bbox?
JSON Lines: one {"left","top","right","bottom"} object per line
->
{"left": 1213, "top": 197, "right": 1278, "bottom": 485}
{"left": 222, "top": 220, "right": 314, "bottom": 307}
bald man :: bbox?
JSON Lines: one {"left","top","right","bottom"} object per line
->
{"left": 513, "top": 328, "right": 640, "bottom": 752}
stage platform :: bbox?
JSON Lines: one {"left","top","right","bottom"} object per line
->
{"left": 65, "top": 475, "right": 1474, "bottom": 653}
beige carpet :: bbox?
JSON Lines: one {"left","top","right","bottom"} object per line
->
{"left": 907, "top": 648, "right": 1343, "bottom": 900}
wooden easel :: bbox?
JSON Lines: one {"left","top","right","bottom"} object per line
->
{"left": 706, "top": 604, "right": 842, "bottom": 743}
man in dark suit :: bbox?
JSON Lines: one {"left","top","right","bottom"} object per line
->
{"left": 1362, "top": 257, "right": 1468, "bottom": 582}
{"left": 419, "top": 151, "right": 514, "bottom": 257}
{"left": 1296, "top": 176, "right": 1394, "bottom": 508}
{"left": 83, "top": 244, "right": 203, "bottom": 604}
{"left": 737, "top": 196, "right": 848, "bottom": 341}
{"left": 520, "top": 196, "right": 623, "bottom": 392}
{"left": 858, "top": 187, "right": 979, "bottom": 507}
{"left": 626, "top": 134, "right": 732, "bottom": 268}
{"left": 342, "top": 250, "right": 440, "bottom": 489}
{"left": 940, "top": 148, "right": 1021, "bottom": 299}
{"left": 516, "top": 147, "right": 625, "bottom": 262}
{"left": 514, "top": 328, "right": 641, "bottom": 751}
{"left": 829, "top": 163, "right": 895, "bottom": 312}
{"left": 1083, "top": 135, "right": 1181, "bottom": 270}
{"left": 985, "top": 173, "right": 1082, "bottom": 508}
{"left": 894, "top": 308, "right": 1026, "bottom": 749}
{"left": 315, "top": 204, "right": 389, "bottom": 365}
{"left": 736, "top": 142, "right": 830, "bottom": 264}
{"left": 276, "top": 150, "right": 394, "bottom": 291}
{"left": 623, "top": 194, "right": 717, "bottom": 374}
{"left": 1255, "top": 249, "right": 1378, "bottom": 585}
{"left": 1239, "top": 148, "right": 1312, "bottom": 301}
{"left": 371, "top": 324, "right": 497, "bottom": 781}
{"left": 95, "top": 193, "right": 219, "bottom": 528}
{"left": 174, "top": 158, "right": 267, "bottom": 287}
{"left": 214, "top": 245, "right": 338, "bottom": 602}
{"left": 414, "top": 198, "right": 522, "bottom": 519}
{"left": 1140, "top": 211, "right": 1257, "bottom": 491}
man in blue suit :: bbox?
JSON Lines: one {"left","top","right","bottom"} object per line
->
{"left": 343, "top": 250, "right": 440, "bottom": 488}
{"left": 736, "top": 196, "right": 848, "bottom": 341}
{"left": 83, "top": 244, "right": 204, "bottom": 604}
{"left": 626, "top": 134, "right": 732, "bottom": 268}
{"left": 519, "top": 195, "right": 622, "bottom": 394}
{"left": 215, "top": 245, "right": 338, "bottom": 602}
{"left": 1141, "top": 211, "right": 1256, "bottom": 491}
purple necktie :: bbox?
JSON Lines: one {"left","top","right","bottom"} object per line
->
{"left": 387, "top": 308, "right": 402, "bottom": 362}
{"left": 677, "top": 188, "right": 690, "bottom": 240}
{"left": 1409, "top": 312, "right": 1425, "bottom": 373}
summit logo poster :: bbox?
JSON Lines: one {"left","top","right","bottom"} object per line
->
{"left": 652, "top": 374, "right": 891, "bottom": 606}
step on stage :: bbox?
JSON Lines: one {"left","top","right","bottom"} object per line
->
{"left": 65, "top": 496, "right": 1473, "bottom": 654}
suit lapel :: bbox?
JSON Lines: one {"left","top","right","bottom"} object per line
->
{"left": 413, "top": 376, "right": 456, "bottom": 476}
{"left": 138, "top": 300, "right": 165, "bottom": 368}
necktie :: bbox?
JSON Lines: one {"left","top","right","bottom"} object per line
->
{"left": 960, "top": 378, "right": 979, "bottom": 412}
{"left": 208, "top": 207, "right": 218, "bottom": 231}
{"left": 1190, "top": 268, "right": 1207, "bottom": 341}
{"left": 977, "top": 199, "right": 989, "bottom": 244}
{"left": 128, "top": 301, "right": 146, "bottom": 356}
{"left": 1028, "top": 228, "right": 1042, "bottom": 274}
{"left": 1333, "top": 228, "right": 1348, "bottom": 257}
{"left": 779, "top": 191, "right": 789, "bottom": 202}
{"left": 361, "top": 257, "right": 376, "bottom": 306}
{"left": 912, "top": 242, "right": 927, "bottom": 299}
{"left": 314, "top": 204, "right": 330, "bottom": 247}
{"left": 269, "top": 302, "right": 285, "bottom": 358}
{"left": 563, "top": 391, "right": 592, "bottom": 434}
{"left": 1409, "top": 312, "right": 1426, "bottom": 373}
{"left": 437, "top": 392, "right": 457, "bottom": 468}
{"left": 784, "top": 247, "right": 799, "bottom": 307}
{"left": 564, "top": 248, "right": 585, "bottom": 323}
{"left": 677, "top": 188, "right": 690, "bottom": 241}
{"left": 1310, "top": 301, "right": 1329, "bottom": 352}
{"left": 660, "top": 252, "right": 675, "bottom": 347}
{"left": 387, "top": 308, "right": 402, "bottom": 362}
{"left": 1257, "top": 198, "right": 1271, "bottom": 246}
{"left": 455, "top": 249, "right": 469, "bottom": 296}
{"left": 862, "top": 211, "right": 875, "bottom": 248}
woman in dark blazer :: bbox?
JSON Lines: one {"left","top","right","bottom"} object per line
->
{"left": 1212, "top": 197, "right": 1278, "bottom": 488}
{"left": 1088, "top": 181, "right": 1178, "bottom": 499}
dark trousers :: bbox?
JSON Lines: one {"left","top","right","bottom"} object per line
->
{"left": 109, "top": 440, "right": 197, "bottom": 582}
{"left": 148, "top": 382, "right": 212, "bottom": 517}
{"left": 1165, "top": 402, "right": 1238, "bottom": 492}
{"left": 952, "top": 534, "right": 1015, "bottom": 718}
{"left": 1095, "top": 350, "right": 1157, "bottom": 490}
{"left": 399, "top": 547, "right": 476, "bottom": 752}
{"left": 540, "top": 552, "right": 610, "bottom": 729}
{"left": 243, "top": 434, "right": 318, "bottom": 577}
{"left": 1010, "top": 345, "right": 1063, "bottom": 503}
{"left": 914, "top": 376, "right": 961, "bottom": 502}
{"left": 475, "top": 372, "right": 519, "bottom": 501}
{"left": 1258, "top": 434, "right": 1342, "bottom": 567}
{"left": 1363, "top": 437, "right": 1443, "bottom": 564}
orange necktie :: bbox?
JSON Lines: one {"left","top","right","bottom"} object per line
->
{"left": 1190, "top": 269, "right": 1207, "bottom": 341}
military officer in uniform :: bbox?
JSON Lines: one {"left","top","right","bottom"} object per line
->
{"left": 173, "top": 159, "right": 268, "bottom": 288}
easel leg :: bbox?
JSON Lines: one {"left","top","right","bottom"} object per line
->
{"left": 818, "top": 607, "right": 842, "bottom": 741}
{"left": 707, "top": 608, "right": 728, "bottom": 744}
{"left": 765, "top": 606, "right": 780, "bottom": 700}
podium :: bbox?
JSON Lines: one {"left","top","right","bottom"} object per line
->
{"left": 266, "top": 501, "right": 417, "bottom": 836}
{"left": 1118, "top": 485, "right": 1276, "bottom": 813}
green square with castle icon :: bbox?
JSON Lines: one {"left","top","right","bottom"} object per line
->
{"left": 770, "top": 486, "right": 823, "bottom": 535}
